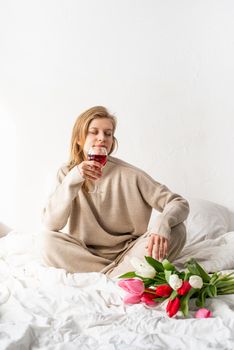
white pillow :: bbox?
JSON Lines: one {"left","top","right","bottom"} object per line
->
{"left": 186, "top": 198, "right": 231, "bottom": 244}
{"left": 0, "top": 222, "right": 12, "bottom": 238}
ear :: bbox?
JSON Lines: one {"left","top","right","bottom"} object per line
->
{"left": 77, "top": 140, "right": 81, "bottom": 146}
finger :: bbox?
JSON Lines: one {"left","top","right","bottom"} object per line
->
{"left": 148, "top": 235, "right": 161, "bottom": 260}
{"left": 90, "top": 164, "right": 102, "bottom": 175}
{"left": 154, "top": 237, "right": 164, "bottom": 260}
{"left": 84, "top": 166, "right": 102, "bottom": 179}
{"left": 85, "top": 173, "right": 101, "bottom": 181}
{"left": 152, "top": 237, "right": 161, "bottom": 260}
{"left": 88, "top": 160, "right": 103, "bottom": 169}
{"left": 155, "top": 243, "right": 161, "bottom": 261}
{"left": 87, "top": 169, "right": 102, "bottom": 178}
{"left": 158, "top": 239, "right": 168, "bottom": 261}
{"left": 147, "top": 236, "right": 154, "bottom": 256}
{"left": 85, "top": 174, "right": 100, "bottom": 181}
{"left": 158, "top": 241, "right": 164, "bottom": 261}
{"left": 162, "top": 240, "right": 169, "bottom": 259}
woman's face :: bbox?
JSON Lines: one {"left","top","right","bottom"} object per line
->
{"left": 81, "top": 118, "right": 114, "bottom": 155}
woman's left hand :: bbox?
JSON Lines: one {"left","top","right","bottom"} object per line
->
{"left": 147, "top": 234, "right": 169, "bottom": 261}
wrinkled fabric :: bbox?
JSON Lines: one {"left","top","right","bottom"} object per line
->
{"left": 0, "top": 231, "right": 234, "bottom": 350}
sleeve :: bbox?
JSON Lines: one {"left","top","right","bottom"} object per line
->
{"left": 138, "top": 173, "right": 190, "bottom": 240}
{"left": 42, "top": 165, "right": 85, "bottom": 231}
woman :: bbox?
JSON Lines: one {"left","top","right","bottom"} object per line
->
{"left": 41, "top": 106, "right": 189, "bottom": 277}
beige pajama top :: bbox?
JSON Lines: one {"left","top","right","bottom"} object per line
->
{"left": 42, "top": 156, "right": 189, "bottom": 260}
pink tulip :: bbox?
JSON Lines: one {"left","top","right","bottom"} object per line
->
{"left": 195, "top": 308, "right": 212, "bottom": 318}
{"left": 118, "top": 278, "right": 145, "bottom": 295}
{"left": 123, "top": 293, "right": 142, "bottom": 304}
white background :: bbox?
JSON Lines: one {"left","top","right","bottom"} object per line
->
{"left": 0, "top": 0, "right": 234, "bottom": 232}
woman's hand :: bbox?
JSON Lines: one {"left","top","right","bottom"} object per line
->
{"left": 78, "top": 161, "right": 103, "bottom": 181}
{"left": 147, "top": 234, "right": 169, "bottom": 261}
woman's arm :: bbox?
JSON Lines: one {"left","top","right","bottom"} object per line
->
{"left": 138, "top": 173, "right": 189, "bottom": 260}
{"left": 150, "top": 184, "right": 189, "bottom": 239}
{"left": 42, "top": 166, "right": 85, "bottom": 231}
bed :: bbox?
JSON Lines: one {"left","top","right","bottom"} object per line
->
{"left": 1, "top": 198, "right": 234, "bottom": 350}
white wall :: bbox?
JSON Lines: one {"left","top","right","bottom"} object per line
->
{"left": 1, "top": 0, "right": 234, "bottom": 232}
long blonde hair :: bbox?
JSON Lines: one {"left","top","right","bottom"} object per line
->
{"left": 68, "top": 106, "right": 117, "bottom": 171}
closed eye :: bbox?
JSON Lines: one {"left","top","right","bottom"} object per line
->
{"left": 88, "top": 128, "right": 113, "bottom": 137}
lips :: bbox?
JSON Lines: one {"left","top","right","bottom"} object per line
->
{"left": 95, "top": 144, "right": 106, "bottom": 148}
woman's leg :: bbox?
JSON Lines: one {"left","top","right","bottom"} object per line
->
{"left": 105, "top": 222, "right": 187, "bottom": 278}
{"left": 40, "top": 230, "right": 111, "bottom": 273}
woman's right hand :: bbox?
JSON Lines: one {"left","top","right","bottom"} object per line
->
{"left": 78, "top": 161, "right": 103, "bottom": 181}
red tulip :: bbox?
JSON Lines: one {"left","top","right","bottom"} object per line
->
{"left": 141, "top": 292, "right": 157, "bottom": 306}
{"left": 166, "top": 297, "right": 180, "bottom": 317}
{"left": 155, "top": 284, "right": 173, "bottom": 297}
{"left": 177, "top": 281, "right": 192, "bottom": 296}
{"left": 144, "top": 288, "right": 157, "bottom": 297}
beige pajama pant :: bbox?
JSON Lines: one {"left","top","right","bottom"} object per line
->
{"left": 40, "top": 223, "right": 186, "bottom": 278}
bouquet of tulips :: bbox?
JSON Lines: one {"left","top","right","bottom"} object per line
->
{"left": 118, "top": 257, "right": 234, "bottom": 318}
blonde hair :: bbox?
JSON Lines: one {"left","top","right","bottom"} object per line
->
{"left": 68, "top": 106, "right": 117, "bottom": 171}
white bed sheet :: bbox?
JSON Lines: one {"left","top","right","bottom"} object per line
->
{"left": 0, "top": 231, "right": 234, "bottom": 350}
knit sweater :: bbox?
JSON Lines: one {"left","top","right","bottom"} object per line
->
{"left": 42, "top": 156, "right": 189, "bottom": 259}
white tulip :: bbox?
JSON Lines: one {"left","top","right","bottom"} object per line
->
{"left": 169, "top": 274, "right": 183, "bottom": 290}
{"left": 189, "top": 275, "right": 203, "bottom": 289}
{"left": 130, "top": 257, "right": 156, "bottom": 278}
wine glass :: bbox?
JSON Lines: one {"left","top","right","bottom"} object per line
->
{"left": 87, "top": 146, "right": 108, "bottom": 166}
{"left": 87, "top": 146, "right": 108, "bottom": 193}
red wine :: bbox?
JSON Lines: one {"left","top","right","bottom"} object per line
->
{"left": 88, "top": 154, "right": 107, "bottom": 165}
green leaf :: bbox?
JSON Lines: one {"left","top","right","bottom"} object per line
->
{"left": 118, "top": 272, "right": 137, "bottom": 279}
{"left": 152, "top": 297, "right": 168, "bottom": 302}
{"left": 210, "top": 272, "right": 219, "bottom": 284}
{"left": 184, "top": 271, "right": 192, "bottom": 281}
{"left": 196, "top": 288, "right": 207, "bottom": 308}
{"left": 180, "top": 288, "right": 197, "bottom": 316}
{"left": 162, "top": 259, "right": 176, "bottom": 271}
{"left": 180, "top": 297, "right": 189, "bottom": 316}
{"left": 217, "top": 286, "right": 234, "bottom": 295}
{"left": 140, "top": 277, "right": 158, "bottom": 288}
{"left": 207, "top": 285, "right": 217, "bottom": 298}
{"left": 169, "top": 290, "right": 178, "bottom": 301}
{"left": 179, "top": 271, "right": 186, "bottom": 280}
{"left": 165, "top": 270, "right": 172, "bottom": 284}
{"left": 145, "top": 256, "right": 164, "bottom": 272}
{"left": 215, "top": 281, "right": 232, "bottom": 288}
{"left": 185, "top": 259, "right": 210, "bottom": 282}
{"left": 219, "top": 272, "right": 234, "bottom": 279}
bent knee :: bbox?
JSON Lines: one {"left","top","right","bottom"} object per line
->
{"left": 168, "top": 223, "right": 187, "bottom": 261}
{"left": 39, "top": 230, "right": 60, "bottom": 266}
{"left": 170, "top": 222, "right": 186, "bottom": 244}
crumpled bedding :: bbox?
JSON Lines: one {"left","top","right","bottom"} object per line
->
{"left": 0, "top": 231, "right": 234, "bottom": 350}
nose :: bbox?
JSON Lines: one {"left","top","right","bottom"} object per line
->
{"left": 98, "top": 132, "right": 105, "bottom": 141}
